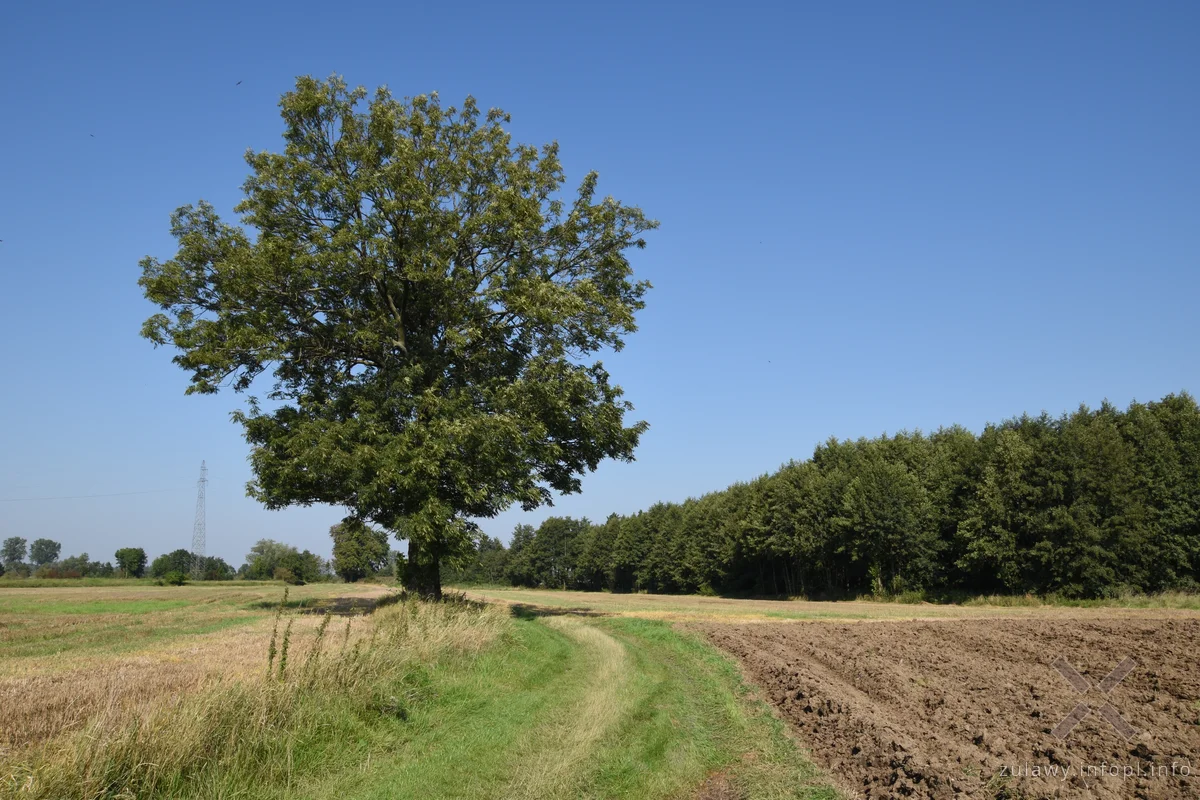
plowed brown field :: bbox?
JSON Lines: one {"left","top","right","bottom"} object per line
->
{"left": 700, "top": 617, "right": 1200, "bottom": 800}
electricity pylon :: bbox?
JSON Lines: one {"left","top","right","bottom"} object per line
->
{"left": 191, "top": 461, "right": 207, "bottom": 578}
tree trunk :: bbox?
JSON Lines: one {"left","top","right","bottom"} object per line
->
{"left": 404, "top": 539, "right": 442, "bottom": 600}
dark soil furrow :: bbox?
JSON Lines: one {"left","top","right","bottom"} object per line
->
{"left": 700, "top": 618, "right": 1200, "bottom": 800}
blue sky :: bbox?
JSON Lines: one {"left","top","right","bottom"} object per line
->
{"left": 1, "top": 1, "right": 1197, "bottom": 566}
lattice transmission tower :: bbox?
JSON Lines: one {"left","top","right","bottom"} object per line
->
{"left": 191, "top": 461, "right": 207, "bottom": 578}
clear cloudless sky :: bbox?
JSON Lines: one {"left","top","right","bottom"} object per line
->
{"left": 1, "top": 1, "right": 1197, "bottom": 566}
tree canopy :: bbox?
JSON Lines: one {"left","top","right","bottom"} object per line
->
{"left": 442, "top": 534, "right": 509, "bottom": 586}
{"left": 149, "top": 549, "right": 233, "bottom": 581}
{"left": 140, "top": 75, "right": 654, "bottom": 597}
{"left": 505, "top": 517, "right": 589, "bottom": 589}
{"left": 115, "top": 547, "right": 148, "bottom": 578}
{"left": 1, "top": 537, "right": 27, "bottom": 568}
{"left": 48, "top": 553, "right": 114, "bottom": 578}
{"left": 330, "top": 520, "right": 391, "bottom": 582}
{"left": 29, "top": 538, "right": 61, "bottom": 567}
{"left": 150, "top": 549, "right": 195, "bottom": 578}
{"left": 243, "top": 539, "right": 324, "bottom": 583}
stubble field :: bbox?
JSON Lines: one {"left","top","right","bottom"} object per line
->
{"left": 0, "top": 581, "right": 394, "bottom": 753}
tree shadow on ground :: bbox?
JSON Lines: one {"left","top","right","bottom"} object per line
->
{"left": 247, "top": 592, "right": 405, "bottom": 615}
{"left": 506, "top": 602, "right": 613, "bottom": 620}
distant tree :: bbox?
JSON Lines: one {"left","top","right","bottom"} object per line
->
{"left": 836, "top": 455, "right": 939, "bottom": 594}
{"left": 159, "top": 570, "right": 188, "bottom": 586}
{"left": 272, "top": 551, "right": 323, "bottom": 584}
{"left": 573, "top": 515, "right": 618, "bottom": 591}
{"left": 243, "top": 540, "right": 326, "bottom": 583}
{"left": 150, "top": 549, "right": 195, "bottom": 578}
{"left": 0, "top": 559, "right": 5, "bottom": 577}
{"left": 149, "top": 550, "right": 234, "bottom": 579}
{"left": 476, "top": 536, "right": 510, "bottom": 584}
{"left": 197, "top": 555, "right": 235, "bottom": 581}
{"left": 29, "top": 539, "right": 61, "bottom": 567}
{"left": 244, "top": 539, "right": 296, "bottom": 580}
{"left": 500, "top": 392, "right": 1200, "bottom": 600}
{"left": 281, "top": 550, "right": 325, "bottom": 584}
{"left": 504, "top": 524, "right": 537, "bottom": 587}
{"left": 442, "top": 534, "right": 509, "bottom": 585}
{"left": 1, "top": 537, "right": 27, "bottom": 568}
{"left": 331, "top": 520, "right": 391, "bottom": 582}
{"left": 115, "top": 547, "right": 148, "bottom": 578}
{"left": 514, "top": 517, "right": 589, "bottom": 589}
{"left": 139, "top": 77, "right": 654, "bottom": 598}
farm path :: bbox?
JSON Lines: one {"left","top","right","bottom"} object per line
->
{"left": 502, "top": 616, "right": 636, "bottom": 799}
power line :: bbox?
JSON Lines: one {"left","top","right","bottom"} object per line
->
{"left": 0, "top": 487, "right": 193, "bottom": 503}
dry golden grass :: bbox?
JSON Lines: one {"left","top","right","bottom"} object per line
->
{"left": 0, "top": 582, "right": 391, "bottom": 667}
{"left": 465, "top": 586, "right": 1200, "bottom": 623}
{"left": 0, "top": 583, "right": 394, "bottom": 754}
{"left": 2, "top": 615, "right": 310, "bottom": 752}
{"left": 1, "top": 595, "right": 510, "bottom": 800}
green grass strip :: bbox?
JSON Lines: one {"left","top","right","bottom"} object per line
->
{"left": 289, "top": 613, "right": 838, "bottom": 800}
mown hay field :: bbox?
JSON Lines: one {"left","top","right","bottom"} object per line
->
{"left": 0, "top": 582, "right": 394, "bottom": 753}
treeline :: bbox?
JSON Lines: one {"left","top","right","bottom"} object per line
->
{"left": 0, "top": 537, "right": 335, "bottom": 585}
{"left": 0, "top": 537, "right": 120, "bottom": 579}
{"left": 463, "top": 394, "right": 1200, "bottom": 599}
{"left": 0, "top": 530, "right": 403, "bottom": 585}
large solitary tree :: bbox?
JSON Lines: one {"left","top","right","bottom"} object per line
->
{"left": 140, "top": 76, "right": 654, "bottom": 597}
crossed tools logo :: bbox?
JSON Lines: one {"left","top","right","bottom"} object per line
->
{"left": 1050, "top": 656, "right": 1137, "bottom": 740}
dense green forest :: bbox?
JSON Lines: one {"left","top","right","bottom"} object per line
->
{"left": 450, "top": 394, "right": 1200, "bottom": 599}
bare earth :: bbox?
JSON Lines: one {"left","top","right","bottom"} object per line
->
{"left": 698, "top": 617, "right": 1200, "bottom": 799}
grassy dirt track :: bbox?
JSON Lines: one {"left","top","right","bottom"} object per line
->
{"left": 286, "top": 609, "right": 838, "bottom": 800}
